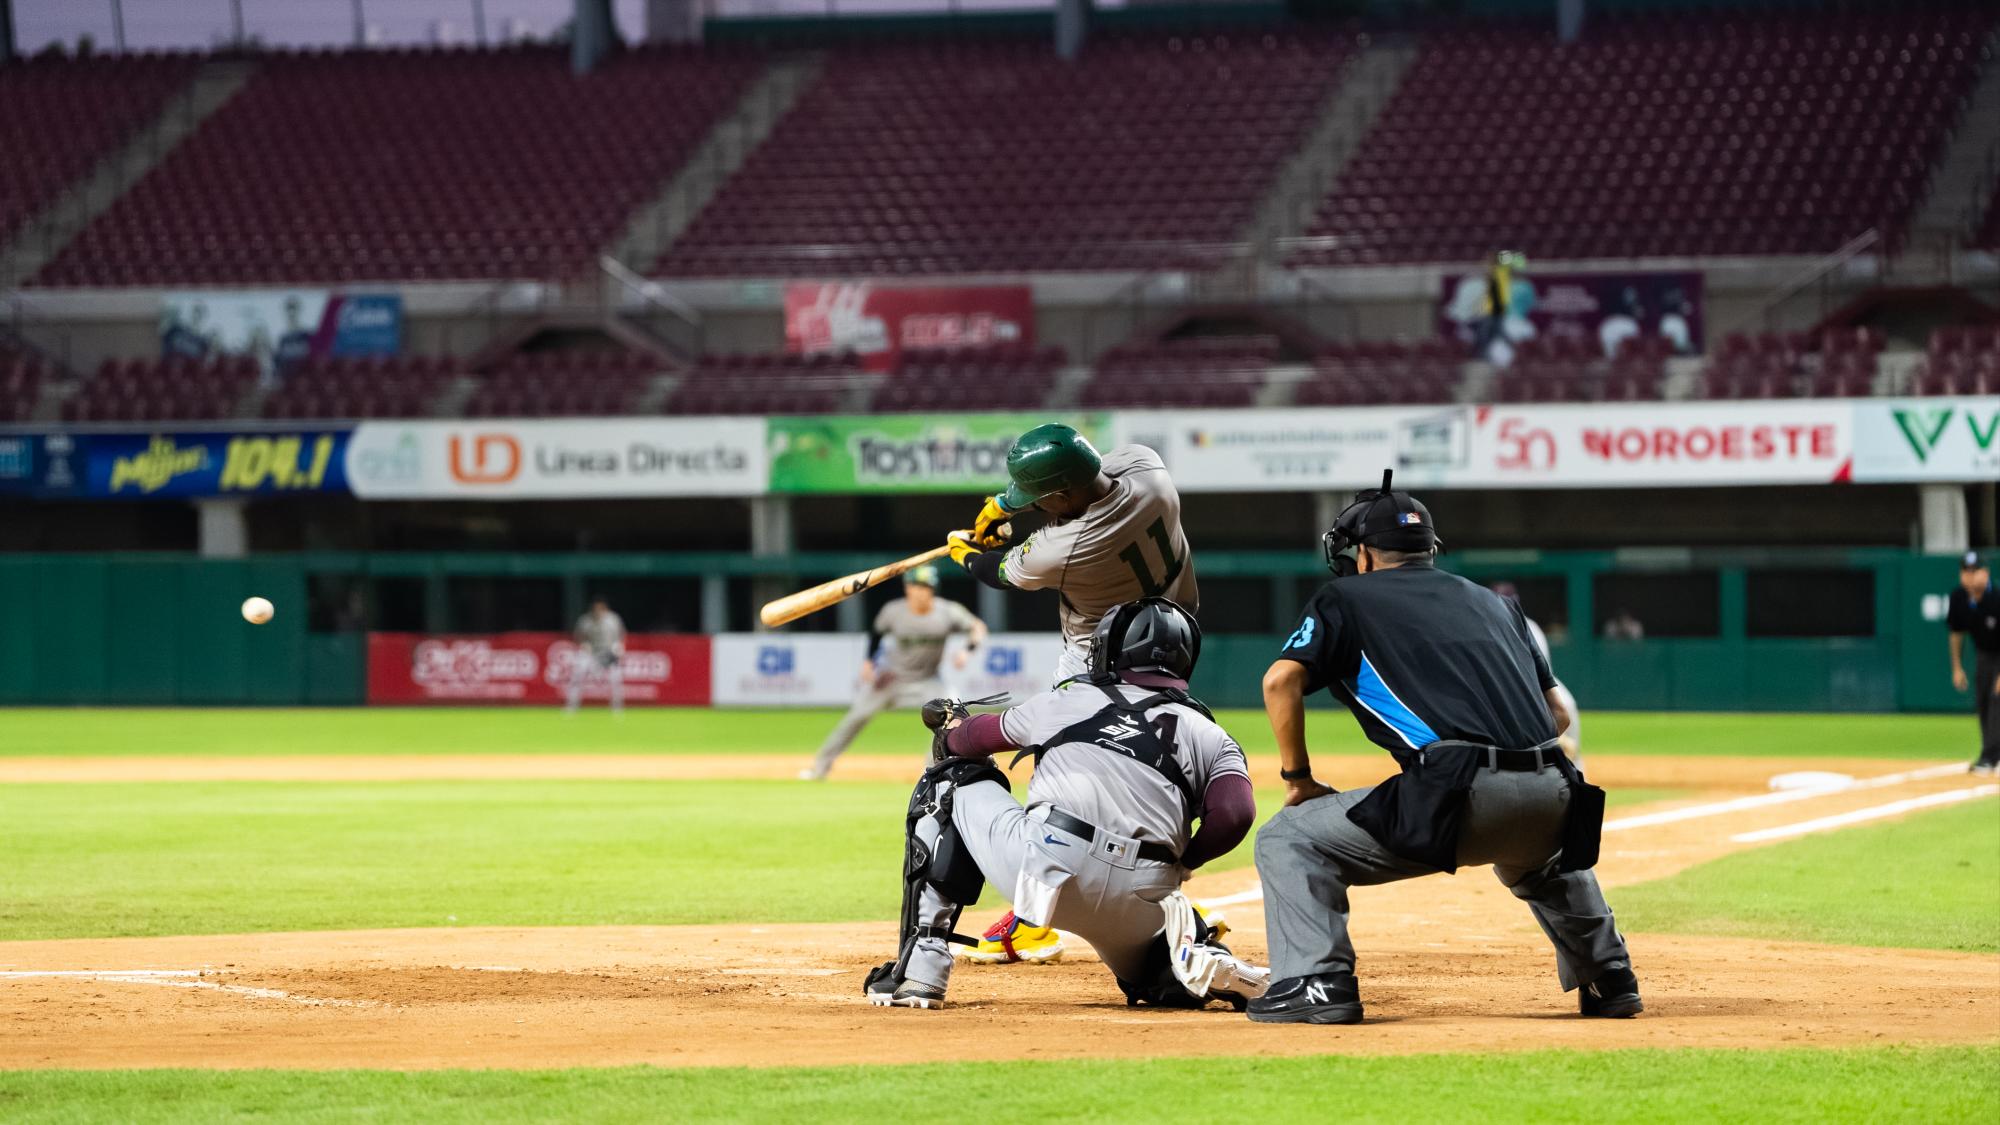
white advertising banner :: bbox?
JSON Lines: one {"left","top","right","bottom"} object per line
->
{"left": 1850, "top": 397, "right": 2000, "bottom": 483}
{"left": 1123, "top": 401, "right": 1856, "bottom": 491}
{"left": 711, "top": 634, "right": 869, "bottom": 707}
{"left": 344, "top": 419, "right": 767, "bottom": 498}
{"left": 943, "top": 633, "right": 1068, "bottom": 702}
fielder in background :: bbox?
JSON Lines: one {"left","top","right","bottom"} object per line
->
{"left": 801, "top": 565, "right": 986, "bottom": 781}
{"left": 1947, "top": 550, "right": 1999, "bottom": 775}
{"left": 946, "top": 422, "right": 1199, "bottom": 963}
{"left": 565, "top": 596, "right": 626, "bottom": 715}
{"left": 864, "top": 598, "right": 1266, "bottom": 1012}
{"left": 1249, "top": 472, "right": 1638, "bottom": 1025}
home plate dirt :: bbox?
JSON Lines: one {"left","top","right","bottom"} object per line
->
{"left": 2, "top": 766, "right": 1994, "bottom": 1070}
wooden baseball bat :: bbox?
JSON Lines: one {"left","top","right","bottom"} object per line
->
{"left": 758, "top": 543, "right": 956, "bottom": 629}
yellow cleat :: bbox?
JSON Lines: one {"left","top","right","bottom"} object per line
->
{"left": 960, "top": 912, "right": 1065, "bottom": 964}
{"left": 1197, "top": 903, "right": 1230, "bottom": 943}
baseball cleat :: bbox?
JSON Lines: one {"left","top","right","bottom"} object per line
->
{"left": 1969, "top": 761, "right": 1998, "bottom": 777}
{"left": 867, "top": 981, "right": 947, "bottom": 1009}
{"left": 796, "top": 767, "right": 826, "bottom": 781}
{"left": 959, "top": 913, "right": 1065, "bottom": 964}
{"left": 1195, "top": 902, "right": 1230, "bottom": 943}
{"left": 1245, "top": 972, "right": 1363, "bottom": 1024}
{"left": 1578, "top": 966, "right": 1644, "bottom": 1018}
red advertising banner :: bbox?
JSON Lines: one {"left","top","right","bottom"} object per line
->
{"left": 784, "top": 282, "right": 1034, "bottom": 372}
{"left": 366, "top": 633, "right": 711, "bottom": 705}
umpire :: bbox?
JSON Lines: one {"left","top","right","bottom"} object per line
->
{"left": 1248, "top": 471, "right": 1641, "bottom": 1025}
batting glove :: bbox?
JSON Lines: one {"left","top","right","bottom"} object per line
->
{"left": 947, "top": 530, "right": 983, "bottom": 569}
{"left": 971, "top": 494, "right": 1018, "bottom": 549}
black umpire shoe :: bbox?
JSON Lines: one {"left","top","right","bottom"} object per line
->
{"left": 1578, "top": 965, "right": 1643, "bottom": 1018}
{"left": 1245, "top": 972, "right": 1363, "bottom": 1024}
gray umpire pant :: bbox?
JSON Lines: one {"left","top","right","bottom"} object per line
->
{"left": 903, "top": 780, "right": 1182, "bottom": 993}
{"left": 809, "top": 676, "right": 945, "bottom": 778}
{"left": 1256, "top": 764, "right": 1631, "bottom": 992}
{"left": 1976, "top": 651, "right": 2000, "bottom": 767}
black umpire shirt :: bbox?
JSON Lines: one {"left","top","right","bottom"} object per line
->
{"left": 1948, "top": 585, "right": 2000, "bottom": 655}
{"left": 1278, "top": 561, "right": 1558, "bottom": 755}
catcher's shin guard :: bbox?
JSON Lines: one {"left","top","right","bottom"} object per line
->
{"left": 1115, "top": 892, "right": 1271, "bottom": 1011}
{"left": 863, "top": 756, "right": 1010, "bottom": 999}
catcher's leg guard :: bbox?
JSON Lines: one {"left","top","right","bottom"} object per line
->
{"left": 864, "top": 756, "right": 1010, "bottom": 1005}
{"left": 1116, "top": 892, "right": 1271, "bottom": 1011}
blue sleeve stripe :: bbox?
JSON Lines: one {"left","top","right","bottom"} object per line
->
{"left": 1350, "top": 652, "right": 1439, "bottom": 749}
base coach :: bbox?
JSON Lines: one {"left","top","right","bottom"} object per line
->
{"left": 1247, "top": 471, "right": 1641, "bottom": 1024}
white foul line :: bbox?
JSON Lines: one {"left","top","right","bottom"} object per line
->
{"left": 1603, "top": 762, "right": 1966, "bottom": 832}
{"left": 0, "top": 969, "right": 378, "bottom": 1007}
{"left": 1730, "top": 785, "right": 1998, "bottom": 843}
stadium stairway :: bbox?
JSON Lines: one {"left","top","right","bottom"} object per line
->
{"left": 0, "top": 59, "right": 254, "bottom": 291}
{"left": 1241, "top": 36, "right": 1418, "bottom": 257}
{"left": 1903, "top": 25, "right": 2000, "bottom": 252}
{"left": 617, "top": 55, "right": 825, "bottom": 275}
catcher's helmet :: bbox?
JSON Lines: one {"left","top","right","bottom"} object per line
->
{"left": 1322, "top": 469, "right": 1440, "bottom": 577}
{"left": 1088, "top": 597, "right": 1202, "bottom": 682}
{"left": 1001, "top": 423, "right": 1102, "bottom": 510}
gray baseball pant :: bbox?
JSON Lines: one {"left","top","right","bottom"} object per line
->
{"left": 901, "top": 778, "right": 1182, "bottom": 994}
{"left": 808, "top": 676, "right": 945, "bottom": 778}
{"left": 1256, "top": 763, "right": 1631, "bottom": 992}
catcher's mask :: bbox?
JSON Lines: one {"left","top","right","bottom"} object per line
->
{"left": 1321, "top": 469, "right": 1441, "bottom": 578}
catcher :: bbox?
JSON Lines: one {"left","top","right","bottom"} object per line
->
{"left": 864, "top": 597, "right": 1267, "bottom": 1012}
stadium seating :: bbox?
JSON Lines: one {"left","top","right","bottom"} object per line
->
{"left": 1295, "top": 340, "right": 1462, "bottom": 405}
{"left": 661, "top": 33, "right": 1353, "bottom": 277}
{"left": 262, "top": 355, "right": 453, "bottom": 420}
{"left": 1490, "top": 335, "right": 1670, "bottom": 402}
{"left": 62, "top": 355, "right": 258, "bottom": 422}
{"left": 1297, "top": 10, "right": 1993, "bottom": 265}
{"left": 0, "top": 342, "right": 48, "bottom": 422}
{"left": 1694, "top": 329, "right": 1884, "bottom": 399}
{"left": 870, "top": 346, "right": 1065, "bottom": 413}
{"left": 463, "top": 351, "right": 659, "bottom": 417}
{"left": 665, "top": 353, "right": 859, "bottom": 415}
{"left": 35, "top": 46, "right": 760, "bottom": 286}
{"left": 1911, "top": 325, "right": 2000, "bottom": 395}
{"left": 0, "top": 54, "right": 195, "bottom": 245}
{"left": 1080, "top": 337, "right": 1279, "bottom": 408}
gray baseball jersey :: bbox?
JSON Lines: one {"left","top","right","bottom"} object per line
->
{"left": 1000, "top": 680, "right": 1249, "bottom": 856}
{"left": 874, "top": 597, "right": 979, "bottom": 682}
{"left": 573, "top": 609, "right": 626, "bottom": 655}
{"left": 999, "top": 445, "right": 1198, "bottom": 643}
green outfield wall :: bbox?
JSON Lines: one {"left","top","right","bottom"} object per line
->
{"left": 0, "top": 549, "right": 1974, "bottom": 712}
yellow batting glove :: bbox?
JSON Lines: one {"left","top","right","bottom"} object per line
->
{"left": 947, "top": 531, "right": 983, "bottom": 569}
{"left": 973, "top": 494, "right": 1016, "bottom": 548}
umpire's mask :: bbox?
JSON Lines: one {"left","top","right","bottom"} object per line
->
{"left": 1322, "top": 469, "right": 1441, "bottom": 577}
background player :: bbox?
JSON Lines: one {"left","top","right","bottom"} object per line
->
{"left": 864, "top": 598, "right": 1265, "bottom": 1011}
{"left": 565, "top": 595, "right": 626, "bottom": 715}
{"left": 946, "top": 422, "right": 1200, "bottom": 961}
{"left": 1947, "top": 551, "right": 1999, "bottom": 775}
{"left": 800, "top": 565, "right": 985, "bottom": 781}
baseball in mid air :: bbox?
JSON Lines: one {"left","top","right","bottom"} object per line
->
{"left": 241, "top": 596, "right": 275, "bottom": 625}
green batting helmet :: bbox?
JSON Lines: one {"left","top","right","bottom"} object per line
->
{"left": 1001, "top": 423, "right": 1102, "bottom": 509}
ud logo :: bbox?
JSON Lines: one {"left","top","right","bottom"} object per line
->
{"left": 448, "top": 433, "right": 520, "bottom": 484}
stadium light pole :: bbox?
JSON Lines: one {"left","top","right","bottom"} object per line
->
{"left": 229, "top": 0, "right": 244, "bottom": 47}
{"left": 352, "top": 0, "right": 366, "bottom": 48}
{"left": 472, "top": 0, "right": 487, "bottom": 46}
{"left": 109, "top": 0, "right": 126, "bottom": 52}
{"left": 1, "top": 0, "right": 15, "bottom": 65}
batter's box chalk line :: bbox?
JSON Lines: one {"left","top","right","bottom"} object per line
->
{"left": 0, "top": 968, "right": 382, "bottom": 1008}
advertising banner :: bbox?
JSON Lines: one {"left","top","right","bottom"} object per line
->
{"left": 162, "top": 290, "right": 402, "bottom": 377}
{"left": 710, "top": 634, "right": 870, "bottom": 707}
{"left": 81, "top": 429, "right": 352, "bottom": 498}
{"left": 1129, "top": 401, "right": 1854, "bottom": 491}
{"left": 784, "top": 283, "right": 1034, "bottom": 372}
{"left": 366, "top": 632, "right": 711, "bottom": 705}
{"left": 1850, "top": 397, "right": 2000, "bottom": 483}
{"left": 941, "top": 633, "right": 1067, "bottom": 702}
{"left": 344, "top": 419, "right": 767, "bottom": 499}
{"left": 769, "top": 413, "right": 1107, "bottom": 495}
{"left": 1439, "top": 270, "right": 1703, "bottom": 362}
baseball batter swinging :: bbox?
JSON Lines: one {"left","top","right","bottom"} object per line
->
{"left": 945, "top": 423, "right": 1201, "bottom": 961}
{"left": 863, "top": 598, "right": 1267, "bottom": 1012}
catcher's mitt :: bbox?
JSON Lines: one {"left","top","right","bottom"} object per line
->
{"left": 921, "top": 693, "right": 1008, "bottom": 764}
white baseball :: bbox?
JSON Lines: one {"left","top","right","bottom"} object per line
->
{"left": 241, "top": 596, "right": 274, "bottom": 625}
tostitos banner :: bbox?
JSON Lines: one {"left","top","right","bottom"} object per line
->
{"left": 767, "top": 413, "right": 1109, "bottom": 494}
{"left": 784, "top": 282, "right": 1034, "bottom": 372}
{"left": 367, "top": 632, "right": 711, "bottom": 705}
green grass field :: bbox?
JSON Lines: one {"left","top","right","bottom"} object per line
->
{"left": 0, "top": 706, "right": 1975, "bottom": 760}
{"left": 2, "top": 1047, "right": 1993, "bottom": 1124}
{"left": 1617, "top": 798, "right": 2000, "bottom": 953}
